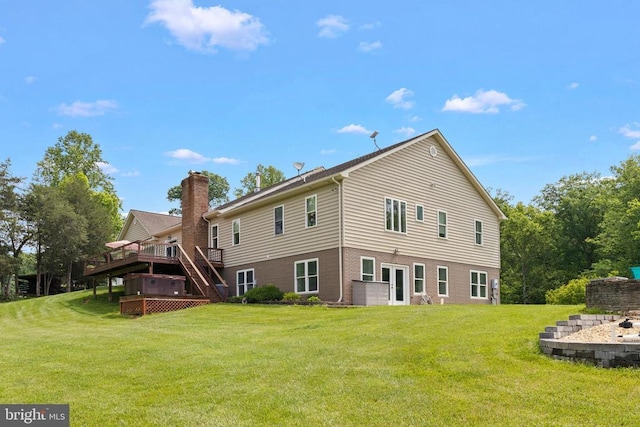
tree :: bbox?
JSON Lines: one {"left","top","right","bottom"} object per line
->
{"left": 233, "top": 164, "right": 286, "bottom": 198}
{"left": 591, "top": 155, "right": 640, "bottom": 276}
{"left": 0, "top": 159, "right": 32, "bottom": 299}
{"left": 167, "top": 170, "right": 230, "bottom": 215}
{"left": 499, "top": 201, "right": 558, "bottom": 304}
{"left": 534, "top": 172, "right": 608, "bottom": 282}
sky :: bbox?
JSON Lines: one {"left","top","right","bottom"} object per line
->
{"left": 1, "top": 1, "right": 639, "bottom": 214}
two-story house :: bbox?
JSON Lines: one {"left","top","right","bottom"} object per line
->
{"left": 87, "top": 129, "right": 505, "bottom": 306}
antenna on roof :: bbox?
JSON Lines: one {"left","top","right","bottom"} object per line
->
{"left": 293, "top": 162, "right": 305, "bottom": 176}
{"left": 369, "top": 131, "right": 380, "bottom": 151}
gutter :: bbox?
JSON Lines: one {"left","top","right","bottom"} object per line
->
{"left": 332, "top": 176, "right": 344, "bottom": 303}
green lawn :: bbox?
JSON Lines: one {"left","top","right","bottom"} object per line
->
{"left": 1, "top": 288, "right": 638, "bottom": 426}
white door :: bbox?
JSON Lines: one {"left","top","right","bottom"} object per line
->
{"left": 382, "top": 264, "right": 409, "bottom": 305}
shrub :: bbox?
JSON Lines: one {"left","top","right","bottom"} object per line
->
{"left": 243, "top": 284, "right": 284, "bottom": 303}
{"left": 226, "top": 296, "right": 244, "bottom": 303}
{"left": 282, "top": 292, "right": 301, "bottom": 302}
{"left": 545, "top": 277, "right": 588, "bottom": 305}
{"left": 305, "top": 295, "right": 321, "bottom": 303}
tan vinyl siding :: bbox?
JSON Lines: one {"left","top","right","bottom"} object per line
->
{"left": 121, "top": 219, "right": 152, "bottom": 242}
{"left": 216, "top": 184, "right": 340, "bottom": 267}
{"left": 342, "top": 135, "right": 500, "bottom": 268}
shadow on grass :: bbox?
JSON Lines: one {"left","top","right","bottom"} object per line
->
{"left": 63, "top": 288, "right": 124, "bottom": 318}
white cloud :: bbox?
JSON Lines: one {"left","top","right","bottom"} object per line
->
{"left": 52, "top": 123, "right": 63, "bottom": 129}
{"left": 337, "top": 124, "right": 371, "bottom": 135}
{"left": 589, "top": 135, "right": 597, "bottom": 142}
{"left": 394, "top": 127, "right": 416, "bottom": 138}
{"left": 121, "top": 171, "right": 141, "bottom": 177}
{"left": 96, "top": 162, "right": 118, "bottom": 175}
{"left": 321, "top": 149, "right": 337, "bottom": 155}
{"left": 316, "top": 15, "right": 349, "bottom": 38}
{"left": 145, "top": 0, "right": 269, "bottom": 53}
{"left": 620, "top": 123, "right": 640, "bottom": 150}
{"left": 25, "top": 76, "right": 36, "bottom": 84}
{"left": 568, "top": 82, "right": 579, "bottom": 90}
{"left": 441, "top": 89, "right": 525, "bottom": 114}
{"left": 359, "top": 41, "right": 382, "bottom": 52}
{"left": 166, "top": 149, "right": 240, "bottom": 165}
{"left": 359, "top": 22, "right": 381, "bottom": 30}
{"left": 0, "top": 36, "right": 5, "bottom": 44}
{"left": 212, "top": 156, "right": 240, "bottom": 165}
{"left": 409, "top": 115, "right": 421, "bottom": 122}
{"left": 385, "top": 88, "right": 414, "bottom": 110}
{"left": 52, "top": 100, "right": 118, "bottom": 117}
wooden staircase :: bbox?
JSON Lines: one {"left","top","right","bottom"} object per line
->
{"left": 177, "top": 245, "right": 227, "bottom": 302}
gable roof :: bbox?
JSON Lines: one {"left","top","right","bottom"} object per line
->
{"left": 205, "top": 129, "right": 506, "bottom": 220}
{"left": 118, "top": 209, "right": 182, "bottom": 240}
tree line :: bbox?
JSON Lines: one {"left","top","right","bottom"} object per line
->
{"left": 0, "top": 131, "right": 286, "bottom": 299}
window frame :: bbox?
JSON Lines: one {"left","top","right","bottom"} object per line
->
{"left": 210, "top": 224, "right": 219, "bottom": 249}
{"left": 416, "top": 204, "right": 424, "bottom": 222}
{"left": 274, "top": 205, "right": 284, "bottom": 236}
{"left": 470, "top": 270, "right": 488, "bottom": 299}
{"left": 361, "top": 257, "right": 375, "bottom": 281}
{"left": 385, "top": 197, "right": 407, "bottom": 233}
{"left": 305, "top": 195, "right": 317, "bottom": 228}
{"left": 437, "top": 266, "right": 449, "bottom": 297}
{"left": 294, "top": 258, "right": 319, "bottom": 294}
{"left": 236, "top": 268, "right": 255, "bottom": 296}
{"left": 437, "top": 210, "right": 448, "bottom": 238}
{"left": 474, "top": 220, "right": 483, "bottom": 245}
{"left": 232, "top": 219, "right": 240, "bottom": 246}
{"left": 413, "top": 263, "right": 425, "bottom": 294}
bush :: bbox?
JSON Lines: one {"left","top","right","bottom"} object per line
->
{"left": 282, "top": 292, "right": 301, "bottom": 302}
{"left": 226, "top": 296, "right": 244, "bottom": 303}
{"left": 545, "top": 277, "right": 588, "bottom": 305}
{"left": 305, "top": 295, "right": 321, "bottom": 303}
{"left": 243, "top": 284, "right": 284, "bottom": 303}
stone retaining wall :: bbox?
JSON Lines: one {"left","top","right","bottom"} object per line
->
{"left": 586, "top": 278, "right": 640, "bottom": 312}
{"left": 539, "top": 314, "right": 640, "bottom": 368}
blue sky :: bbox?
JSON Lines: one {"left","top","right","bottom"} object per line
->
{"left": 1, "top": 1, "right": 639, "bottom": 214}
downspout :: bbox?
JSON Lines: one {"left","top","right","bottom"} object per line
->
{"left": 332, "top": 176, "right": 344, "bottom": 303}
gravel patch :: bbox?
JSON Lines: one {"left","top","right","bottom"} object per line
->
{"left": 559, "top": 317, "right": 640, "bottom": 343}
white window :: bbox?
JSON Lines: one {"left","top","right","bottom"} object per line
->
{"left": 210, "top": 224, "right": 219, "bottom": 248}
{"left": 437, "top": 266, "right": 448, "bottom": 297}
{"left": 295, "top": 259, "right": 318, "bottom": 293}
{"left": 470, "top": 270, "right": 488, "bottom": 299}
{"left": 274, "top": 205, "right": 284, "bottom": 235}
{"left": 237, "top": 269, "right": 255, "bottom": 296}
{"left": 305, "top": 195, "right": 317, "bottom": 228}
{"left": 414, "top": 263, "right": 425, "bottom": 294}
{"left": 475, "top": 220, "right": 483, "bottom": 245}
{"left": 232, "top": 219, "right": 240, "bottom": 246}
{"left": 438, "top": 211, "right": 447, "bottom": 238}
{"left": 416, "top": 205, "right": 424, "bottom": 222}
{"left": 385, "top": 197, "right": 407, "bottom": 233}
{"left": 361, "top": 257, "right": 375, "bottom": 281}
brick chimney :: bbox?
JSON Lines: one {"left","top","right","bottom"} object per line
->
{"left": 181, "top": 171, "right": 209, "bottom": 260}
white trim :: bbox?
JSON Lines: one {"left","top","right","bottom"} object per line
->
{"left": 474, "top": 219, "right": 483, "bottom": 246}
{"left": 210, "top": 223, "right": 219, "bottom": 248}
{"left": 470, "top": 270, "right": 488, "bottom": 299}
{"left": 437, "top": 210, "right": 448, "bottom": 239}
{"left": 415, "top": 204, "right": 424, "bottom": 222}
{"left": 437, "top": 265, "right": 449, "bottom": 297}
{"left": 274, "top": 205, "right": 284, "bottom": 236}
{"left": 294, "top": 258, "right": 319, "bottom": 294}
{"left": 361, "top": 256, "right": 376, "bottom": 281}
{"left": 232, "top": 218, "right": 240, "bottom": 246}
{"left": 305, "top": 194, "right": 318, "bottom": 228}
{"left": 413, "top": 263, "right": 425, "bottom": 295}
{"left": 236, "top": 268, "right": 255, "bottom": 296}
{"left": 384, "top": 197, "right": 408, "bottom": 234}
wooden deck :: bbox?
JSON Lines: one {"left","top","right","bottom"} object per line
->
{"left": 83, "top": 241, "right": 223, "bottom": 278}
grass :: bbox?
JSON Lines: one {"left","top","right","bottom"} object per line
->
{"left": 1, "top": 288, "right": 639, "bottom": 426}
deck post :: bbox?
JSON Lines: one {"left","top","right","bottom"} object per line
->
{"left": 108, "top": 275, "right": 113, "bottom": 302}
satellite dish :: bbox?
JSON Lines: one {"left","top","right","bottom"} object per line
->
{"left": 369, "top": 131, "right": 380, "bottom": 151}
{"left": 293, "top": 162, "right": 305, "bottom": 176}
